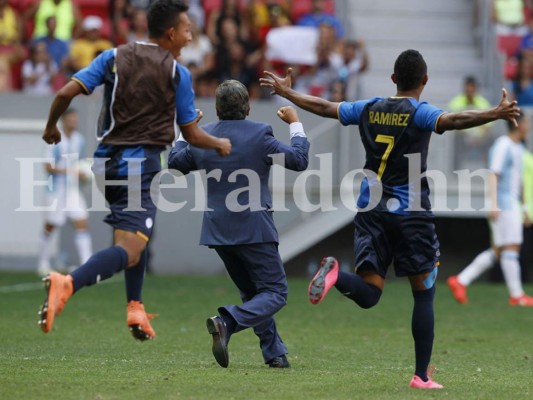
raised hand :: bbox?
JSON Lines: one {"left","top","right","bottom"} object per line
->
{"left": 276, "top": 106, "right": 299, "bottom": 124}
{"left": 42, "top": 126, "right": 61, "bottom": 144}
{"left": 260, "top": 67, "right": 294, "bottom": 97}
{"left": 496, "top": 88, "right": 520, "bottom": 127}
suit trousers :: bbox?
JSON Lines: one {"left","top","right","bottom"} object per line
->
{"left": 213, "top": 242, "right": 288, "bottom": 363}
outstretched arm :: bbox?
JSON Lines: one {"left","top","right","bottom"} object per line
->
{"left": 437, "top": 88, "right": 520, "bottom": 132}
{"left": 168, "top": 137, "right": 197, "bottom": 175}
{"left": 259, "top": 67, "right": 340, "bottom": 119}
{"left": 43, "top": 80, "right": 84, "bottom": 144}
{"left": 179, "top": 122, "right": 232, "bottom": 156}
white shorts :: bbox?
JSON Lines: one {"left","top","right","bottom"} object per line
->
{"left": 489, "top": 207, "right": 523, "bottom": 247}
{"left": 45, "top": 190, "right": 89, "bottom": 226}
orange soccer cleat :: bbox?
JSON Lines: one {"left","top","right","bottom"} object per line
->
{"left": 509, "top": 294, "right": 533, "bottom": 307}
{"left": 127, "top": 300, "right": 158, "bottom": 341}
{"left": 446, "top": 275, "right": 468, "bottom": 304}
{"left": 38, "top": 272, "right": 74, "bottom": 333}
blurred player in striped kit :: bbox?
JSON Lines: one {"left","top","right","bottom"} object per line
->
{"left": 38, "top": 108, "right": 92, "bottom": 277}
{"left": 448, "top": 111, "right": 533, "bottom": 306}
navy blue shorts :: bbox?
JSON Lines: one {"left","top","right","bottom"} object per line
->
{"left": 354, "top": 210, "right": 440, "bottom": 278}
{"left": 100, "top": 171, "right": 158, "bottom": 241}
{"left": 93, "top": 144, "right": 163, "bottom": 241}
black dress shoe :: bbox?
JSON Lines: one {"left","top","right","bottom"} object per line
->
{"left": 267, "top": 355, "right": 291, "bottom": 368}
{"left": 206, "top": 316, "right": 229, "bottom": 368}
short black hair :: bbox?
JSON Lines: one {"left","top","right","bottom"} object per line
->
{"left": 464, "top": 75, "right": 477, "bottom": 86}
{"left": 216, "top": 80, "right": 249, "bottom": 120}
{"left": 147, "top": 0, "right": 189, "bottom": 38}
{"left": 393, "top": 49, "right": 427, "bottom": 91}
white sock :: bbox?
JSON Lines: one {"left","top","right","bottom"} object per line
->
{"left": 74, "top": 230, "right": 92, "bottom": 265}
{"left": 38, "top": 231, "right": 54, "bottom": 271}
{"left": 457, "top": 249, "right": 495, "bottom": 286}
{"left": 500, "top": 250, "right": 524, "bottom": 298}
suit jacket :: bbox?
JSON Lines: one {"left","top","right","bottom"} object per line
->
{"left": 168, "top": 119, "right": 310, "bottom": 246}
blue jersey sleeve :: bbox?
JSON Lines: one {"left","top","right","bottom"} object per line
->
{"left": 413, "top": 102, "right": 446, "bottom": 133}
{"left": 338, "top": 98, "right": 382, "bottom": 126}
{"left": 175, "top": 63, "right": 198, "bottom": 126}
{"left": 72, "top": 49, "right": 115, "bottom": 94}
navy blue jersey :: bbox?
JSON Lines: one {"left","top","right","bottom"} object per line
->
{"left": 92, "top": 144, "right": 165, "bottom": 176}
{"left": 338, "top": 97, "right": 445, "bottom": 214}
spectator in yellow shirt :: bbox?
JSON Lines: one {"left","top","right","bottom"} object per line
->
{"left": 25, "top": 0, "right": 82, "bottom": 41}
{"left": 448, "top": 75, "right": 493, "bottom": 170}
{"left": 68, "top": 16, "right": 112, "bottom": 72}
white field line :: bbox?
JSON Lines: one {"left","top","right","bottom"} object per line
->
{"left": 0, "top": 278, "right": 119, "bottom": 294}
{"left": 0, "top": 282, "right": 44, "bottom": 293}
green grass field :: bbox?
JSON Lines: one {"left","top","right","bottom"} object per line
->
{"left": 1, "top": 272, "right": 532, "bottom": 400}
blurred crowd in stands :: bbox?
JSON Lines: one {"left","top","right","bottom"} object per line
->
{"left": 448, "top": 1, "right": 533, "bottom": 169}
{"left": 491, "top": 0, "right": 533, "bottom": 105}
{"left": 0, "top": 0, "right": 368, "bottom": 100}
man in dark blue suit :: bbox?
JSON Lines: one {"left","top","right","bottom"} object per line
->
{"left": 168, "top": 80, "right": 310, "bottom": 369}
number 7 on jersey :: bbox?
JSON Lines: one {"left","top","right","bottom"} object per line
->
{"left": 375, "top": 134, "right": 395, "bottom": 179}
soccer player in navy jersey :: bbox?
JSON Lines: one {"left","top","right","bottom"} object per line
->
{"left": 38, "top": 0, "right": 231, "bottom": 341}
{"left": 260, "top": 49, "right": 520, "bottom": 389}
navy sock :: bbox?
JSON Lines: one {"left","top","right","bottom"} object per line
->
{"left": 71, "top": 246, "right": 128, "bottom": 293}
{"left": 412, "top": 285, "right": 436, "bottom": 381}
{"left": 125, "top": 248, "right": 146, "bottom": 302}
{"left": 334, "top": 271, "right": 382, "bottom": 309}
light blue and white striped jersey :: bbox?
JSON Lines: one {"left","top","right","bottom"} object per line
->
{"left": 45, "top": 130, "right": 86, "bottom": 192}
{"left": 489, "top": 135, "right": 524, "bottom": 210}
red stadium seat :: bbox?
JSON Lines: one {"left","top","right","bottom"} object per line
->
{"left": 75, "top": 0, "right": 110, "bottom": 20}
{"left": 290, "top": 0, "right": 335, "bottom": 23}
{"left": 496, "top": 34, "right": 524, "bottom": 58}
{"left": 75, "top": 0, "right": 108, "bottom": 7}
{"left": 202, "top": 0, "right": 223, "bottom": 15}
{"left": 74, "top": 0, "right": 111, "bottom": 39}
{"left": 504, "top": 56, "right": 519, "bottom": 80}
{"left": 8, "top": 0, "right": 37, "bottom": 14}
{"left": 202, "top": 0, "right": 247, "bottom": 25}
{"left": 10, "top": 60, "right": 24, "bottom": 91}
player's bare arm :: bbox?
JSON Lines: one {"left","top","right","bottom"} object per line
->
{"left": 43, "top": 81, "right": 85, "bottom": 144}
{"left": 180, "top": 123, "right": 232, "bottom": 156}
{"left": 260, "top": 68, "right": 339, "bottom": 119}
{"left": 437, "top": 88, "right": 520, "bottom": 132}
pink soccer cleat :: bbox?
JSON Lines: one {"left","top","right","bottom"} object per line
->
{"left": 409, "top": 375, "right": 444, "bottom": 389}
{"left": 308, "top": 257, "right": 339, "bottom": 304}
